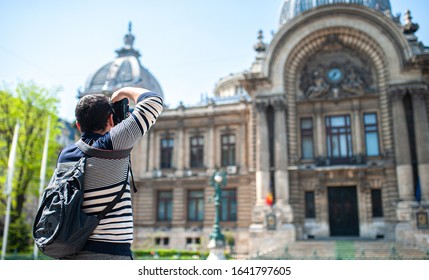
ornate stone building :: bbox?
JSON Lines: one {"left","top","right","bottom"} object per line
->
{"left": 83, "top": 1, "right": 429, "bottom": 256}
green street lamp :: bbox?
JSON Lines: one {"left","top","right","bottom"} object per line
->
{"left": 207, "top": 170, "right": 227, "bottom": 260}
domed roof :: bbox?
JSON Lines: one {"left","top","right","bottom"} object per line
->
{"left": 279, "top": 0, "right": 392, "bottom": 25}
{"left": 79, "top": 22, "right": 163, "bottom": 98}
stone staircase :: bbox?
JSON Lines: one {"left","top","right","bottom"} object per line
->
{"left": 252, "top": 240, "right": 429, "bottom": 260}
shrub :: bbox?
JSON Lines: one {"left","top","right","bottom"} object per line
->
{"left": 6, "top": 216, "right": 32, "bottom": 254}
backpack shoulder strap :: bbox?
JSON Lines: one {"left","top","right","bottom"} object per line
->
{"left": 76, "top": 139, "right": 132, "bottom": 159}
{"left": 96, "top": 169, "right": 129, "bottom": 220}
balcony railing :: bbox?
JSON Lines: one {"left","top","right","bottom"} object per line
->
{"left": 315, "top": 155, "right": 366, "bottom": 167}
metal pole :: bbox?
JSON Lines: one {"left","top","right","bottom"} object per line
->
{"left": 210, "top": 180, "right": 222, "bottom": 240}
{"left": 33, "top": 116, "right": 50, "bottom": 259}
{"left": 1, "top": 122, "right": 20, "bottom": 260}
{"left": 209, "top": 171, "right": 225, "bottom": 242}
{"left": 207, "top": 171, "right": 226, "bottom": 260}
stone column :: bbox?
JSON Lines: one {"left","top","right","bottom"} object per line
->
{"left": 273, "top": 98, "right": 293, "bottom": 223}
{"left": 314, "top": 103, "right": 324, "bottom": 157}
{"left": 391, "top": 92, "right": 414, "bottom": 201}
{"left": 155, "top": 132, "right": 163, "bottom": 172}
{"left": 255, "top": 100, "right": 270, "bottom": 206}
{"left": 239, "top": 115, "right": 247, "bottom": 174}
{"left": 207, "top": 117, "right": 215, "bottom": 174}
{"left": 272, "top": 98, "right": 289, "bottom": 205}
{"left": 175, "top": 120, "right": 185, "bottom": 177}
{"left": 172, "top": 188, "right": 185, "bottom": 227}
{"left": 412, "top": 91, "right": 429, "bottom": 201}
{"left": 148, "top": 131, "right": 157, "bottom": 172}
{"left": 352, "top": 100, "right": 363, "bottom": 155}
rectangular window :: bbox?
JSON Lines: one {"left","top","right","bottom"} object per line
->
{"left": 160, "top": 137, "right": 174, "bottom": 169}
{"left": 188, "top": 190, "right": 204, "bottom": 221}
{"left": 221, "top": 134, "right": 236, "bottom": 167}
{"left": 220, "top": 189, "right": 237, "bottom": 221}
{"left": 364, "top": 113, "right": 380, "bottom": 156}
{"left": 301, "top": 118, "right": 314, "bottom": 159}
{"left": 326, "top": 115, "right": 353, "bottom": 163}
{"left": 190, "top": 136, "right": 204, "bottom": 168}
{"left": 305, "top": 191, "right": 316, "bottom": 218}
{"left": 371, "top": 189, "right": 383, "bottom": 218}
{"left": 157, "top": 191, "right": 173, "bottom": 222}
{"left": 155, "top": 237, "right": 169, "bottom": 246}
{"left": 186, "top": 237, "right": 200, "bottom": 245}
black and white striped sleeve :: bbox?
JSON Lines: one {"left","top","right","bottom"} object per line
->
{"left": 110, "top": 92, "right": 163, "bottom": 150}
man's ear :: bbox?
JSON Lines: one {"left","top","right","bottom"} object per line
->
{"left": 108, "top": 114, "right": 114, "bottom": 127}
{"left": 76, "top": 121, "right": 82, "bottom": 132}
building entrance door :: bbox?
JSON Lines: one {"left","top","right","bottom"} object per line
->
{"left": 328, "top": 186, "right": 359, "bottom": 236}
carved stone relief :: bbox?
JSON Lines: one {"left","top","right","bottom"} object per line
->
{"left": 298, "top": 35, "right": 377, "bottom": 101}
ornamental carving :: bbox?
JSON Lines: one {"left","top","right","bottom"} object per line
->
{"left": 298, "top": 36, "right": 377, "bottom": 101}
{"left": 271, "top": 97, "right": 287, "bottom": 111}
{"left": 254, "top": 99, "right": 269, "bottom": 113}
{"left": 388, "top": 83, "right": 428, "bottom": 102}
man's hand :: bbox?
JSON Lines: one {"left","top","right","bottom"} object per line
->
{"left": 111, "top": 87, "right": 151, "bottom": 104}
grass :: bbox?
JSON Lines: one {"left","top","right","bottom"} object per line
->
{"left": 4, "top": 249, "right": 231, "bottom": 260}
{"left": 335, "top": 241, "right": 356, "bottom": 260}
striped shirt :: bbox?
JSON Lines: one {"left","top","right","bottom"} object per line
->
{"left": 58, "top": 92, "right": 163, "bottom": 256}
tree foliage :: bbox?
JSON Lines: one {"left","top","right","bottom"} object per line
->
{"left": 0, "top": 81, "right": 63, "bottom": 252}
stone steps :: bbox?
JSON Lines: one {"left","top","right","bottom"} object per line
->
{"left": 253, "top": 240, "right": 429, "bottom": 260}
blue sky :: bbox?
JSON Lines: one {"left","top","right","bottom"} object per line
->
{"left": 0, "top": 0, "right": 428, "bottom": 122}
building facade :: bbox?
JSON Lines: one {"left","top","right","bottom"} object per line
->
{"left": 83, "top": 1, "right": 429, "bottom": 256}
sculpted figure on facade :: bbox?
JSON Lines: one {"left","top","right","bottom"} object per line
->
{"left": 301, "top": 69, "right": 330, "bottom": 99}
{"left": 341, "top": 67, "right": 366, "bottom": 96}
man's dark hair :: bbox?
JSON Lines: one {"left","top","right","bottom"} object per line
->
{"left": 75, "top": 94, "right": 113, "bottom": 133}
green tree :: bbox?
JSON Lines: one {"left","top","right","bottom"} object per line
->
{"left": 0, "top": 81, "right": 62, "bottom": 252}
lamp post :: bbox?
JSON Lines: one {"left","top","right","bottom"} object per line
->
{"left": 207, "top": 170, "right": 227, "bottom": 260}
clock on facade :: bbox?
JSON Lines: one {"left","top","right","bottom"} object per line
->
{"left": 327, "top": 68, "right": 343, "bottom": 83}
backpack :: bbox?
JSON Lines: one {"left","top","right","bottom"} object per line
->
{"left": 32, "top": 139, "right": 132, "bottom": 259}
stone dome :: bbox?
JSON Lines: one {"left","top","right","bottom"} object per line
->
{"left": 279, "top": 0, "right": 392, "bottom": 25}
{"left": 79, "top": 22, "right": 163, "bottom": 98}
